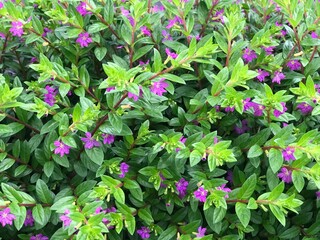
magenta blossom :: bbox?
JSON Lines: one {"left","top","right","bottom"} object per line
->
{"left": 76, "top": 32, "right": 92, "bottom": 48}
{"left": 297, "top": 102, "right": 313, "bottom": 115}
{"left": 263, "top": 46, "right": 275, "bottom": 55}
{"left": 137, "top": 226, "right": 151, "bottom": 239}
{"left": 81, "top": 132, "right": 101, "bottom": 149}
{"left": 119, "top": 162, "right": 129, "bottom": 178}
{"left": 196, "top": 226, "right": 207, "bottom": 237}
{"left": 257, "top": 69, "right": 269, "bottom": 82}
{"left": 316, "top": 191, "right": 320, "bottom": 199}
{"left": 140, "top": 26, "right": 151, "bottom": 36}
{"left": 273, "top": 102, "right": 287, "bottom": 118}
{"left": 76, "top": 2, "right": 89, "bottom": 16}
{"left": 30, "top": 234, "right": 49, "bottom": 240}
{"left": 287, "top": 60, "right": 302, "bottom": 71}
{"left": 165, "top": 48, "right": 178, "bottom": 59}
{"left": 242, "top": 48, "right": 257, "bottom": 63}
{"left": 150, "top": 78, "right": 169, "bottom": 96}
{"left": 194, "top": 186, "right": 208, "bottom": 202}
{"left": 106, "top": 86, "right": 116, "bottom": 92}
{"left": 225, "top": 106, "right": 235, "bottom": 112}
{"left": 102, "top": 134, "right": 115, "bottom": 145}
{"left": 54, "top": 140, "right": 71, "bottom": 157}
{"left": 216, "top": 184, "right": 232, "bottom": 198}
{"left": 10, "top": 21, "right": 24, "bottom": 37}
{"left": 44, "top": 85, "right": 56, "bottom": 106}
{"left": 234, "top": 119, "right": 250, "bottom": 134}
{"left": 282, "top": 146, "right": 295, "bottom": 161}
{"left": 176, "top": 137, "right": 187, "bottom": 152}
{"left": 162, "top": 30, "right": 173, "bottom": 42}
{"left": 60, "top": 209, "right": 71, "bottom": 227}
{"left": 176, "top": 178, "right": 189, "bottom": 198}
{"left": 0, "top": 208, "right": 16, "bottom": 227}
{"left": 24, "top": 209, "right": 34, "bottom": 226}
{"left": 277, "top": 167, "right": 292, "bottom": 183}
{"left": 311, "top": 32, "right": 319, "bottom": 39}
{"left": 272, "top": 71, "right": 285, "bottom": 84}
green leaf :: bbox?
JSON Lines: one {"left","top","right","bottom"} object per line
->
{"left": 248, "top": 144, "right": 263, "bottom": 158}
{"left": 59, "top": 83, "right": 70, "bottom": 98}
{"left": 190, "top": 150, "right": 202, "bottom": 167}
{"left": 36, "top": 179, "right": 54, "bottom": 204}
{"left": 125, "top": 216, "right": 136, "bottom": 235}
{"left": 270, "top": 204, "right": 286, "bottom": 226}
{"left": 88, "top": 23, "right": 108, "bottom": 33}
{"left": 237, "top": 174, "right": 256, "bottom": 200}
{"left": 10, "top": 203, "right": 26, "bottom": 231}
{"left": 113, "top": 188, "right": 125, "bottom": 204}
{"left": 52, "top": 154, "right": 69, "bottom": 167}
{"left": 292, "top": 170, "right": 304, "bottom": 193}
{"left": 162, "top": 73, "right": 186, "bottom": 84}
{"left": 94, "top": 47, "right": 107, "bottom": 61}
{"left": 235, "top": 202, "right": 250, "bottom": 228}
{"left": 133, "top": 45, "right": 153, "bottom": 62}
{"left": 247, "top": 198, "right": 258, "bottom": 209}
{"left": 138, "top": 208, "right": 154, "bottom": 225}
{"left": 153, "top": 48, "right": 163, "bottom": 72}
{"left": 269, "top": 148, "right": 283, "bottom": 173}
{"left": 51, "top": 196, "right": 75, "bottom": 211}
{"left": 269, "top": 182, "right": 284, "bottom": 200}
{"left": 158, "top": 225, "right": 177, "bottom": 240}
{"left": 85, "top": 147, "right": 104, "bottom": 165}
{"left": 41, "top": 120, "right": 59, "bottom": 134}
{"left": 278, "top": 226, "right": 300, "bottom": 239}
{"left": 32, "top": 204, "right": 46, "bottom": 225}
{"left": 109, "top": 112, "right": 123, "bottom": 133}
{"left": 212, "top": 207, "right": 227, "bottom": 223}
{"left": 1, "top": 183, "right": 23, "bottom": 203}
{"left": 44, "top": 161, "right": 54, "bottom": 178}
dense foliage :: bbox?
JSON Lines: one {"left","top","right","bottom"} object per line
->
{"left": 0, "top": 0, "right": 320, "bottom": 239}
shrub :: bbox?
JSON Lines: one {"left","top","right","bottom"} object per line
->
{"left": 0, "top": 0, "right": 320, "bottom": 239}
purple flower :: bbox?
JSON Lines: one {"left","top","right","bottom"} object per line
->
{"left": 76, "top": 2, "right": 89, "bottom": 16}
{"left": 176, "top": 178, "right": 188, "bottom": 198}
{"left": 263, "top": 46, "right": 275, "bottom": 55}
{"left": 10, "top": 21, "right": 24, "bottom": 37}
{"left": 166, "top": 16, "right": 182, "bottom": 29}
{"left": 30, "top": 234, "right": 49, "bottom": 240}
{"left": 150, "top": 78, "right": 169, "bottom": 96}
{"left": 165, "top": 48, "right": 178, "bottom": 59}
{"left": 280, "top": 30, "right": 287, "bottom": 36}
{"left": 102, "top": 134, "right": 115, "bottom": 145}
{"left": 30, "top": 57, "right": 38, "bottom": 63}
{"left": 140, "top": 26, "right": 151, "bottom": 36}
{"left": 120, "top": 7, "right": 135, "bottom": 26}
{"left": 176, "top": 137, "right": 187, "bottom": 152}
{"left": 0, "top": 2, "right": 3, "bottom": 9}
{"left": 194, "top": 186, "right": 208, "bottom": 202}
{"left": 297, "top": 102, "right": 313, "bottom": 115}
{"left": 106, "top": 206, "right": 117, "bottom": 213}
{"left": 287, "top": 60, "right": 302, "bottom": 71}
{"left": 24, "top": 209, "right": 34, "bottom": 227}
{"left": 0, "top": 33, "right": 6, "bottom": 40}
{"left": 54, "top": 140, "right": 71, "bottom": 157}
{"left": 0, "top": 208, "right": 16, "bottom": 227}
{"left": 282, "top": 147, "right": 295, "bottom": 161}
{"left": 106, "top": 86, "right": 116, "bottom": 92}
{"left": 311, "top": 32, "right": 318, "bottom": 39}
{"left": 76, "top": 32, "right": 92, "bottom": 48}
{"left": 60, "top": 209, "right": 72, "bottom": 227}
{"left": 137, "top": 226, "right": 151, "bottom": 239}
{"left": 273, "top": 102, "right": 287, "bottom": 118}
{"left": 225, "top": 106, "right": 235, "bottom": 112}
{"left": 44, "top": 85, "right": 56, "bottom": 106}
{"left": 242, "top": 48, "right": 257, "bottom": 63}
{"left": 213, "top": 9, "right": 224, "bottom": 23}
{"left": 272, "top": 71, "right": 285, "bottom": 84}
{"left": 151, "top": 3, "right": 165, "bottom": 12}
{"left": 128, "top": 87, "right": 143, "bottom": 101}
{"left": 139, "top": 60, "right": 150, "bottom": 66}
{"left": 257, "top": 69, "right": 269, "bottom": 82}
{"left": 95, "top": 207, "right": 106, "bottom": 214}
{"left": 196, "top": 226, "right": 206, "bottom": 237}
{"left": 81, "top": 132, "right": 101, "bottom": 149}
{"left": 162, "top": 30, "right": 173, "bottom": 42}
{"left": 277, "top": 167, "right": 292, "bottom": 183}
{"left": 249, "top": 102, "right": 265, "bottom": 116}
{"left": 216, "top": 184, "right": 232, "bottom": 198}
{"left": 226, "top": 170, "right": 233, "bottom": 183}
{"left": 316, "top": 191, "right": 320, "bottom": 199}
{"left": 275, "top": 21, "right": 282, "bottom": 27}
{"left": 234, "top": 119, "right": 250, "bottom": 134}
{"left": 119, "top": 162, "right": 129, "bottom": 178}
{"left": 42, "top": 27, "right": 52, "bottom": 37}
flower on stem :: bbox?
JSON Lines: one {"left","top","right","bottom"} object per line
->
{"left": 196, "top": 226, "right": 206, "bottom": 237}
{"left": 286, "top": 60, "right": 302, "bottom": 71}
{"left": 277, "top": 167, "right": 292, "bottom": 183}
{"left": 102, "top": 134, "right": 115, "bottom": 145}
{"left": 256, "top": 69, "right": 269, "bottom": 82}
{"left": 273, "top": 102, "right": 287, "bottom": 118}
{"left": 194, "top": 186, "right": 208, "bottom": 202}
{"left": 137, "top": 226, "right": 151, "bottom": 239}
{"left": 297, "top": 102, "right": 313, "bottom": 115}
{"left": 242, "top": 48, "right": 257, "bottom": 63}
{"left": 162, "top": 30, "right": 172, "bottom": 42}
{"left": 176, "top": 178, "right": 188, "bottom": 198}
{"left": 44, "top": 85, "right": 56, "bottom": 106}
{"left": 59, "top": 209, "right": 72, "bottom": 227}
{"left": 30, "top": 234, "right": 49, "bottom": 240}
{"left": 24, "top": 209, "right": 34, "bottom": 227}
{"left": 150, "top": 78, "right": 169, "bottom": 96}
{"left": 76, "top": 32, "right": 92, "bottom": 48}
{"left": 262, "top": 46, "right": 275, "bottom": 55}
{"left": 119, "top": 162, "right": 129, "bottom": 178}
{"left": 176, "top": 137, "right": 187, "bottom": 152}
{"left": 216, "top": 184, "right": 232, "bottom": 198}
{"left": 81, "top": 132, "right": 100, "bottom": 149}
{"left": 10, "top": 21, "right": 24, "bottom": 37}
{"left": 272, "top": 71, "right": 285, "bottom": 84}
{"left": 282, "top": 146, "right": 296, "bottom": 161}
{"left": 311, "top": 32, "right": 318, "bottom": 39}
{"left": 140, "top": 26, "right": 151, "bottom": 36}
{"left": 165, "top": 48, "right": 178, "bottom": 59}
{"left": 76, "top": 2, "right": 89, "bottom": 16}
{"left": 54, "top": 140, "right": 71, "bottom": 157}
{"left": 234, "top": 119, "right": 250, "bottom": 134}
{"left": 0, "top": 208, "right": 16, "bottom": 227}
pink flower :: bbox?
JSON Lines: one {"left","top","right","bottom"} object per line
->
{"left": 216, "top": 184, "right": 232, "bottom": 198}
{"left": 316, "top": 191, "right": 320, "bottom": 199}
{"left": 106, "top": 86, "right": 116, "bottom": 92}
{"left": 81, "top": 132, "right": 100, "bottom": 149}
{"left": 59, "top": 209, "right": 72, "bottom": 227}
{"left": 196, "top": 226, "right": 206, "bottom": 237}
{"left": 30, "top": 234, "right": 49, "bottom": 240}
{"left": 119, "top": 162, "right": 129, "bottom": 178}
{"left": 162, "top": 30, "right": 172, "bottom": 42}
{"left": 24, "top": 209, "right": 34, "bottom": 226}
{"left": 274, "top": 102, "right": 287, "bottom": 118}
{"left": 311, "top": 32, "right": 319, "bottom": 39}
{"left": 54, "top": 140, "right": 71, "bottom": 157}
{"left": 262, "top": 46, "right": 275, "bottom": 55}
{"left": 76, "top": 2, "right": 89, "bottom": 16}
{"left": 151, "top": 3, "right": 165, "bottom": 13}
{"left": 44, "top": 85, "right": 56, "bottom": 106}
{"left": 194, "top": 186, "right": 208, "bottom": 202}
{"left": 176, "top": 178, "right": 188, "bottom": 198}
{"left": 0, "top": 2, "right": 3, "bottom": 9}
{"left": 256, "top": 69, "right": 269, "bottom": 82}
{"left": 76, "top": 32, "right": 92, "bottom": 47}
{"left": 272, "top": 71, "right": 285, "bottom": 84}
{"left": 282, "top": 146, "right": 295, "bottom": 161}
{"left": 137, "top": 226, "right": 151, "bottom": 239}
{"left": 10, "top": 21, "right": 24, "bottom": 37}
{"left": 297, "top": 102, "right": 313, "bottom": 115}
{"left": 165, "top": 48, "right": 178, "bottom": 59}
{"left": 140, "top": 26, "right": 151, "bottom": 36}
{"left": 102, "top": 134, "right": 115, "bottom": 145}
{"left": 287, "top": 60, "right": 302, "bottom": 71}
{"left": 234, "top": 119, "right": 250, "bottom": 134}
{"left": 225, "top": 106, "right": 235, "bottom": 112}
{"left": 242, "top": 48, "right": 257, "bottom": 63}
{"left": 0, "top": 208, "right": 16, "bottom": 227}
{"left": 150, "top": 78, "right": 169, "bottom": 96}
{"left": 277, "top": 167, "right": 292, "bottom": 183}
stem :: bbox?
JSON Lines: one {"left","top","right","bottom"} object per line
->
{"left": 199, "top": 0, "right": 219, "bottom": 37}
{"left": 0, "top": 111, "right": 40, "bottom": 134}
{"left": 129, "top": 25, "right": 136, "bottom": 68}
{"left": 225, "top": 37, "right": 232, "bottom": 67}
{"left": 0, "top": 203, "right": 51, "bottom": 209}
{"left": 309, "top": 46, "right": 318, "bottom": 63}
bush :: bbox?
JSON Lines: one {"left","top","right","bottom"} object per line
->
{"left": 0, "top": 0, "right": 320, "bottom": 239}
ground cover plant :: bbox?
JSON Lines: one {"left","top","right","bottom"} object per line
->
{"left": 0, "top": 0, "right": 320, "bottom": 239}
